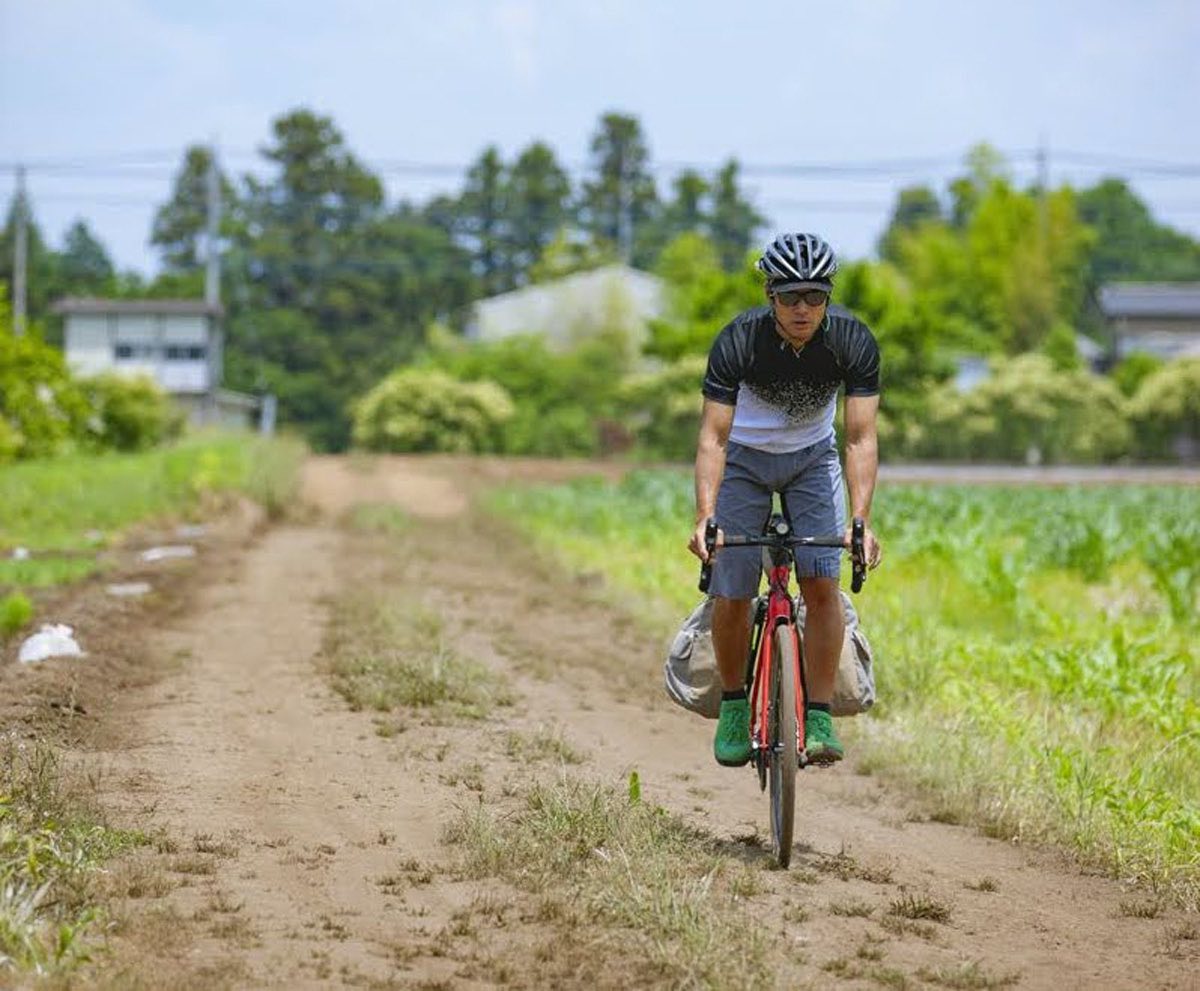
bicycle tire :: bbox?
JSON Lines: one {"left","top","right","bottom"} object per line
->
{"left": 768, "top": 623, "right": 798, "bottom": 868}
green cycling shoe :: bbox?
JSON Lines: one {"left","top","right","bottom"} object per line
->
{"left": 714, "top": 697, "right": 752, "bottom": 767}
{"left": 804, "top": 708, "right": 844, "bottom": 764}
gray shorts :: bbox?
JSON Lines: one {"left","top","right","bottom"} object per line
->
{"left": 709, "top": 435, "right": 846, "bottom": 598}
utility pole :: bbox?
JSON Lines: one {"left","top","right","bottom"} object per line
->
{"left": 13, "top": 165, "right": 27, "bottom": 336}
{"left": 1036, "top": 135, "right": 1049, "bottom": 243}
{"left": 204, "top": 142, "right": 221, "bottom": 422}
{"left": 205, "top": 142, "right": 220, "bottom": 310}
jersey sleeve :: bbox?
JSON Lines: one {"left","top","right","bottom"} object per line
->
{"left": 843, "top": 324, "right": 881, "bottom": 397}
{"left": 702, "top": 322, "right": 744, "bottom": 406}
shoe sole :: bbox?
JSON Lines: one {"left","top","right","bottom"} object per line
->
{"left": 715, "top": 753, "right": 752, "bottom": 767}
{"left": 805, "top": 747, "right": 843, "bottom": 766}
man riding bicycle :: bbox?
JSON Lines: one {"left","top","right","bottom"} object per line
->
{"left": 688, "top": 232, "right": 882, "bottom": 768}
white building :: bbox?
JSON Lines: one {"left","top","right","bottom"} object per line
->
{"left": 53, "top": 298, "right": 259, "bottom": 426}
{"left": 1099, "top": 283, "right": 1200, "bottom": 360}
{"left": 465, "top": 264, "right": 667, "bottom": 350}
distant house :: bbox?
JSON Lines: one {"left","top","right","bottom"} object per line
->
{"left": 1098, "top": 283, "right": 1200, "bottom": 360}
{"left": 52, "top": 298, "right": 261, "bottom": 427}
{"left": 465, "top": 264, "right": 667, "bottom": 350}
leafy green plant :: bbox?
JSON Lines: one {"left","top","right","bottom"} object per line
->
{"left": 0, "top": 593, "right": 33, "bottom": 636}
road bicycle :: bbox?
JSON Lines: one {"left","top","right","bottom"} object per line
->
{"left": 698, "top": 514, "right": 867, "bottom": 868}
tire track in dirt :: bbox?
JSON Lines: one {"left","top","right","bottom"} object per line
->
{"left": 87, "top": 455, "right": 1197, "bottom": 990}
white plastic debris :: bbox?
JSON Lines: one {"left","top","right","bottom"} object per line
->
{"left": 175, "top": 524, "right": 208, "bottom": 540}
{"left": 11, "top": 547, "right": 29, "bottom": 561}
{"left": 140, "top": 545, "right": 197, "bottom": 563}
{"left": 18, "top": 624, "right": 85, "bottom": 664}
{"left": 105, "top": 582, "right": 152, "bottom": 598}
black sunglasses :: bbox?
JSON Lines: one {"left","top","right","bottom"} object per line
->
{"left": 773, "top": 288, "right": 830, "bottom": 307}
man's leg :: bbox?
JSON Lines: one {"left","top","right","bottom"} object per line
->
{"left": 712, "top": 597, "right": 752, "bottom": 692}
{"left": 799, "top": 576, "right": 846, "bottom": 763}
{"left": 708, "top": 444, "right": 769, "bottom": 767}
{"left": 799, "top": 577, "right": 844, "bottom": 704}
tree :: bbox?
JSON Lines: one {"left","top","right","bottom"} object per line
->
{"left": 0, "top": 190, "right": 59, "bottom": 325}
{"left": 1077, "top": 178, "right": 1200, "bottom": 285}
{"left": 59, "top": 219, "right": 115, "bottom": 295}
{"left": 457, "top": 146, "right": 511, "bottom": 294}
{"left": 877, "top": 185, "right": 943, "bottom": 264}
{"left": 150, "top": 145, "right": 238, "bottom": 273}
{"left": 709, "top": 160, "right": 763, "bottom": 271}
{"left": 580, "top": 112, "right": 659, "bottom": 265}
{"left": 505, "top": 142, "right": 572, "bottom": 285}
{"left": 219, "top": 107, "right": 470, "bottom": 450}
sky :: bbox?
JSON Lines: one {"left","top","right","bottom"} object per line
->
{"left": 1, "top": 0, "right": 1198, "bottom": 276}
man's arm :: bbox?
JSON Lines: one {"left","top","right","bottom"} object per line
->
{"left": 689, "top": 399, "right": 735, "bottom": 561}
{"left": 844, "top": 394, "right": 882, "bottom": 567}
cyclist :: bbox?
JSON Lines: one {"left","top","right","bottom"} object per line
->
{"left": 687, "top": 232, "right": 882, "bottom": 768}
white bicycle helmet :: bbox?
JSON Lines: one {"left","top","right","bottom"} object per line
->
{"left": 757, "top": 232, "right": 838, "bottom": 290}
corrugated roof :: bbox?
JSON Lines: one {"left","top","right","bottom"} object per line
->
{"left": 52, "top": 297, "right": 223, "bottom": 317}
{"left": 1098, "top": 283, "right": 1200, "bottom": 319}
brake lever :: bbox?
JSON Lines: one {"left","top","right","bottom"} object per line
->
{"left": 698, "top": 518, "right": 719, "bottom": 593}
{"left": 850, "top": 517, "right": 867, "bottom": 594}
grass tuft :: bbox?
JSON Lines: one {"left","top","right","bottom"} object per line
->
{"left": 444, "top": 775, "right": 773, "bottom": 987}
{"left": 0, "top": 734, "right": 149, "bottom": 977}
{"left": 917, "top": 960, "right": 1021, "bottom": 989}
{"left": 324, "top": 591, "right": 512, "bottom": 719}
{"left": 888, "top": 892, "right": 953, "bottom": 924}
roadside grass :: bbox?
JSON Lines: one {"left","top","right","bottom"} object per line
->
{"left": 486, "top": 472, "right": 1200, "bottom": 909}
{"left": 443, "top": 775, "right": 777, "bottom": 989}
{"left": 0, "top": 432, "right": 307, "bottom": 594}
{"left": 0, "top": 733, "right": 150, "bottom": 979}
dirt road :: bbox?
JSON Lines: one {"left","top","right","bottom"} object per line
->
{"left": 75, "top": 456, "right": 1197, "bottom": 990}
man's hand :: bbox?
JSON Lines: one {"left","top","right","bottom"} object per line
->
{"left": 688, "top": 518, "right": 720, "bottom": 562}
{"left": 845, "top": 524, "right": 883, "bottom": 570}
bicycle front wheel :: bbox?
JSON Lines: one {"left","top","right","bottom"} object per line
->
{"left": 768, "top": 623, "right": 799, "bottom": 868}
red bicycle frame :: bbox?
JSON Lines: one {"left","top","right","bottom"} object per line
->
{"left": 748, "top": 559, "right": 805, "bottom": 759}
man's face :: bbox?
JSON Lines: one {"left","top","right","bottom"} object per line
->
{"left": 769, "top": 288, "right": 829, "bottom": 348}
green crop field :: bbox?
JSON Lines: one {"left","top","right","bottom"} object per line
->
{"left": 488, "top": 472, "right": 1200, "bottom": 909}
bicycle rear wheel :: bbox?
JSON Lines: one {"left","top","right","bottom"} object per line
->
{"left": 768, "top": 624, "right": 798, "bottom": 868}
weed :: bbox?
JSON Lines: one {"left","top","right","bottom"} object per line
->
{"left": 829, "top": 898, "right": 875, "bottom": 918}
{"left": 879, "top": 915, "right": 939, "bottom": 941}
{"left": 965, "top": 876, "right": 999, "bottom": 892}
{"left": 0, "top": 592, "right": 33, "bottom": 636}
{"left": 444, "top": 775, "right": 772, "bottom": 986}
{"left": 917, "top": 960, "right": 1020, "bottom": 989}
{"left": 503, "top": 726, "right": 585, "bottom": 765}
{"left": 888, "top": 892, "right": 952, "bottom": 923}
{"left": 324, "top": 593, "right": 512, "bottom": 719}
{"left": 1118, "top": 898, "right": 1163, "bottom": 919}
{"left": 0, "top": 735, "right": 149, "bottom": 976}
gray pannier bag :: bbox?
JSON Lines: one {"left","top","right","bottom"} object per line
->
{"left": 664, "top": 591, "right": 876, "bottom": 719}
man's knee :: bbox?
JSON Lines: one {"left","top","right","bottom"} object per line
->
{"left": 799, "top": 577, "right": 840, "bottom": 611}
{"left": 712, "top": 595, "right": 752, "bottom": 629}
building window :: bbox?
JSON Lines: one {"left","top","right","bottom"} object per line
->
{"left": 114, "top": 343, "right": 156, "bottom": 360}
{"left": 165, "top": 345, "right": 207, "bottom": 361}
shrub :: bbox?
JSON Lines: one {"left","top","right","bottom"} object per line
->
{"left": 619, "top": 355, "right": 706, "bottom": 461}
{"left": 351, "top": 368, "right": 515, "bottom": 453}
{"left": 1129, "top": 358, "right": 1200, "bottom": 461}
{"left": 913, "top": 353, "right": 1131, "bottom": 463}
{"left": 78, "top": 373, "right": 185, "bottom": 452}
{"left": 0, "top": 330, "right": 93, "bottom": 461}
